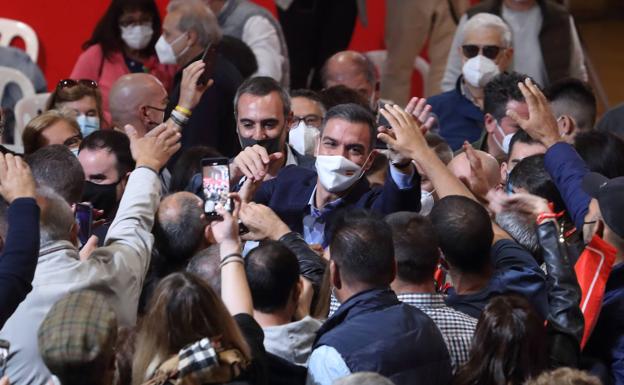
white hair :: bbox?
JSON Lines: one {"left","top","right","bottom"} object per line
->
{"left": 167, "top": 0, "right": 222, "bottom": 46}
{"left": 463, "top": 13, "right": 512, "bottom": 48}
{"left": 37, "top": 186, "right": 74, "bottom": 246}
{"left": 334, "top": 373, "right": 395, "bottom": 385}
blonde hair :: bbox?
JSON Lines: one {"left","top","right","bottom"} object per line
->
{"left": 524, "top": 368, "right": 602, "bottom": 385}
{"left": 132, "top": 272, "right": 251, "bottom": 385}
{"left": 46, "top": 82, "right": 105, "bottom": 124}
{"left": 22, "top": 110, "right": 80, "bottom": 154}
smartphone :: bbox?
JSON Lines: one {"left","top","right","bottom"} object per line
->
{"left": 75, "top": 203, "right": 93, "bottom": 246}
{"left": 0, "top": 339, "right": 9, "bottom": 377}
{"left": 197, "top": 43, "right": 218, "bottom": 86}
{"left": 375, "top": 113, "right": 390, "bottom": 149}
{"left": 201, "top": 157, "right": 231, "bottom": 217}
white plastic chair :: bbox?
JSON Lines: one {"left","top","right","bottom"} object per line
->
{"left": 12, "top": 92, "right": 50, "bottom": 152}
{"left": 0, "top": 18, "right": 39, "bottom": 62}
{"left": 364, "top": 49, "right": 431, "bottom": 96}
{"left": 0, "top": 66, "right": 36, "bottom": 153}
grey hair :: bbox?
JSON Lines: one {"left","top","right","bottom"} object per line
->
{"left": 321, "top": 103, "right": 376, "bottom": 151}
{"left": 37, "top": 186, "right": 75, "bottom": 246}
{"left": 495, "top": 210, "right": 541, "bottom": 260}
{"left": 167, "top": 0, "right": 222, "bottom": 46}
{"left": 186, "top": 245, "right": 221, "bottom": 293}
{"left": 464, "top": 13, "right": 512, "bottom": 48}
{"left": 333, "top": 372, "right": 396, "bottom": 385}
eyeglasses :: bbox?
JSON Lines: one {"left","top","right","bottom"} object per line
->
{"left": 462, "top": 45, "right": 503, "bottom": 60}
{"left": 63, "top": 134, "right": 82, "bottom": 148}
{"left": 56, "top": 79, "right": 98, "bottom": 91}
{"left": 290, "top": 114, "right": 322, "bottom": 128}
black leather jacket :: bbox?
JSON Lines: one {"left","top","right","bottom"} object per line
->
{"left": 537, "top": 219, "right": 584, "bottom": 368}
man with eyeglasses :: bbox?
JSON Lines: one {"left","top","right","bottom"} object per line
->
{"left": 427, "top": 13, "right": 513, "bottom": 152}
{"left": 289, "top": 89, "right": 326, "bottom": 157}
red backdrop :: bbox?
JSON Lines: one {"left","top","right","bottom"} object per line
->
{"left": 0, "top": 0, "right": 412, "bottom": 94}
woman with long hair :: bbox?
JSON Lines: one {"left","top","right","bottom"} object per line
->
{"left": 133, "top": 200, "right": 268, "bottom": 385}
{"left": 453, "top": 295, "right": 547, "bottom": 385}
{"left": 70, "top": 0, "right": 176, "bottom": 120}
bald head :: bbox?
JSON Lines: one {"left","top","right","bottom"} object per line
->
{"left": 109, "top": 74, "right": 168, "bottom": 137}
{"left": 154, "top": 192, "right": 207, "bottom": 264}
{"left": 448, "top": 150, "right": 501, "bottom": 191}
{"left": 322, "top": 51, "right": 378, "bottom": 107}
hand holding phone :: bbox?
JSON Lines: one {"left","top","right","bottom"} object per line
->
{"left": 75, "top": 203, "right": 93, "bottom": 246}
{"left": 201, "top": 157, "right": 232, "bottom": 217}
{"left": 197, "top": 43, "right": 218, "bottom": 86}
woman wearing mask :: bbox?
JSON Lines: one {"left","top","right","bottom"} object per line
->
{"left": 46, "top": 79, "right": 105, "bottom": 137}
{"left": 70, "top": 0, "right": 176, "bottom": 121}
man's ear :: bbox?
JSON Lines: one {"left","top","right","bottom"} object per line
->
{"left": 285, "top": 111, "right": 294, "bottom": 130}
{"left": 330, "top": 260, "right": 342, "bottom": 290}
{"left": 362, "top": 150, "right": 378, "bottom": 173}
{"left": 70, "top": 222, "right": 79, "bottom": 246}
{"left": 500, "top": 161, "right": 509, "bottom": 182}
{"left": 594, "top": 219, "right": 605, "bottom": 239}
{"left": 187, "top": 29, "right": 198, "bottom": 47}
{"left": 557, "top": 115, "right": 576, "bottom": 143}
{"left": 292, "top": 277, "right": 303, "bottom": 304}
{"left": 484, "top": 113, "right": 496, "bottom": 134}
{"left": 499, "top": 47, "right": 514, "bottom": 72}
{"left": 204, "top": 224, "right": 216, "bottom": 245}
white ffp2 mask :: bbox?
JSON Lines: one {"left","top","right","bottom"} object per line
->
{"left": 493, "top": 122, "right": 514, "bottom": 155}
{"left": 315, "top": 155, "right": 365, "bottom": 193}
{"left": 289, "top": 121, "right": 320, "bottom": 156}
{"left": 155, "top": 33, "right": 187, "bottom": 65}
{"left": 120, "top": 23, "right": 153, "bottom": 50}
{"left": 462, "top": 55, "right": 500, "bottom": 88}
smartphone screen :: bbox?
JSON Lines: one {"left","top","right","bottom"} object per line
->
{"left": 0, "top": 339, "right": 10, "bottom": 377}
{"left": 197, "top": 43, "right": 218, "bottom": 86}
{"left": 201, "top": 158, "right": 231, "bottom": 216}
{"left": 75, "top": 203, "right": 93, "bottom": 245}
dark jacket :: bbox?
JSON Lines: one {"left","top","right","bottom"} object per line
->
{"left": 537, "top": 219, "right": 584, "bottom": 368}
{"left": 467, "top": 0, "right": 572, "bottom": 85}
{"left": 428, "top": 77, "right": 484, "bottom": 152}
{"left": 166, "top": 53, "right": 243, "bottom": 161}
{"left": 0, "top": 198, "right": 40, "bottom": 328}
{"left": 446, "top": 239, "right": 549, "bottom": 319}
{"left": 253, "top": 165, "right": 421, "bottom": 245}
{"left": 314, "top": 288, "right": 452, "bottom": 385}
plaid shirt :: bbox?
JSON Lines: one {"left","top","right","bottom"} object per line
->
{"left": 397, "top": 293, "right": 477, "bottom": 372}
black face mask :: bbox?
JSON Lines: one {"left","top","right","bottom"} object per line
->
{"left": 239, "top": 136, "right": 282, "bottom": 154}
{"left": 82, "top": 180, "right": 120, "bottom": 219}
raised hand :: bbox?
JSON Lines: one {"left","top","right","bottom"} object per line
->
{"left": 231, "top": 144, "right": 284, "bottom": 181}
{"left": 178, "top": 60, "right": 213, "bottom": 111}
{"left": 405, "top": 97, "right": 436, "bottom": 132}
{"left": 506, "top": 78, "right": 560, "bottom": 148}
{"left": 125, "top": 123, "right": 181, "bottom": 171}
{"left": 461, "top": 142, "right": 495, "bottom": 201}
{"left": 487, "top": 189, "right": 551, "bottom": 217}
{"left": 239, "top": 202, "right": 290, "bottom": 241}
{"left": 378, "top": 104, "right": 431, "bottom": 163}
{"left": 0, "top": 153, "right": 36, "bottom": 203}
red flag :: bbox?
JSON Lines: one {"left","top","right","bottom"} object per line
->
{"left": 575, "top": 235, "right": 617, "bottom": 348}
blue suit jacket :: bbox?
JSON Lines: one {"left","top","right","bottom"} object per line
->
{"left": 253, "top": 165, "right": 421, "bottom": 241}
{"left": 428, "top": 77, "right": 484, "bottom": 151}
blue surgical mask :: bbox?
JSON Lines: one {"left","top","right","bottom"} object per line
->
{"left": 76, "top": 115, "right": 100, "bottom": 137}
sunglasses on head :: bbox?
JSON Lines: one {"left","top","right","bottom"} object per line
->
{"left": 462, "top": 45, "right": 502, "bottom": 60}
{"left": 56, "top": 79, "right": 98, "bottom": 90}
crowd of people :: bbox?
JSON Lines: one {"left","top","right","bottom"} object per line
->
{"left": 1, "top": 0, "right": 623, "bottom": 385}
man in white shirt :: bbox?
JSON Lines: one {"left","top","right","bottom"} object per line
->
{"left": 204, "top": 0, "right": 290, "bottom": 86}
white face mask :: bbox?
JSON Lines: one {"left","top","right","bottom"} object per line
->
{"left": 493, "top": 122, "right": 514, "bottom": 155}
{"left": 289, "top": 121, "right": 320, "bottom": 156}
{"left": 315, "top": 154, "right": 366, "bottom": 193}
{"left": 120, "top": 23, "right": 154, "bottom": 50}
{"left": 155, "top": 32, "right": 187, "bottom": 65}
{"left": 76, "top": 115, "right": 100, "bottom": 137}
{"left": 419, "top": 189, "right": 435, "bottom": 216}
{"left": 462, "top": 55, "right": 500, "bottom": 88}
{"left": 70, "top": 147, "right": 80, "bottom": 157}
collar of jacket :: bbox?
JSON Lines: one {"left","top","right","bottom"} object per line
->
{"left": 314, "top": 288, "right": 398, "bottom": 344}
{"left": 39, "top": 240, "right": 79, "bottom": 261}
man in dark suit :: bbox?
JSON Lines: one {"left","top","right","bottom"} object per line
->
{"left": 229, "top": 76, "right": 315, "bottom": 188}
{"left": 250, "top": 103, "right": 421, "bottom": 247}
